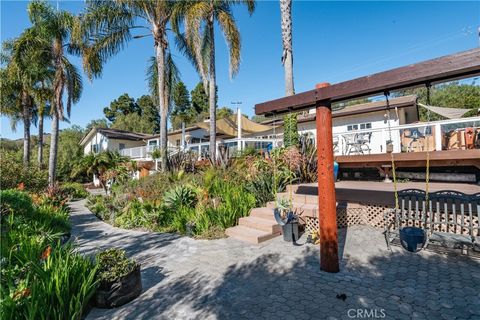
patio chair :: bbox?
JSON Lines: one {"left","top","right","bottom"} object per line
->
{"left": 346, "top": 132, "right": 371, "bottom": 155}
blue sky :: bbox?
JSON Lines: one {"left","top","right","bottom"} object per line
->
{"left": 1, "top": 1, "right": 479, "bottom": 139}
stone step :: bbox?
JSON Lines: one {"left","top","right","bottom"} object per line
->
{"left": 276, "top": 192, "right": 318, "bottom": 205}
{"left": 286, "top": 184, "right": 300, "bottom": 194}
{"left": 266, "top": 201, "right": 318, "bottom": 219}
{"left": 225, "top": 225, "right": 280, "bottom": 244}
{"left": 239, "top": 216, "right": 281, "bottom": 234}
{"left": 249, "top": 207, "right": 276, "bottom": 220}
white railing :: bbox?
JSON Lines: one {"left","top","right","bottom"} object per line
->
{"left": 119, "top": 116, "right": 480, "bottom": 159}
{"left": 333, "top": 116, "right": 480, "bottom": 156}
{"left": 119, "top": 145, "right": 182, "bottom": 159}
{"left": 186, "top": 138, "right": 278, "bottom": 159}
{"left": 120, "top": 137, "right": 278, "bottom": 160}
{"left": 120, "top": 146, "right": 147, "bottom": 158}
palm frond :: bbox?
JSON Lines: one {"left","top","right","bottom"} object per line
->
{"left": 62, "top": 57, "right": 83, "bottom": 117}
{"left": 216, "top": 7, "right": 241, "bottom": 78}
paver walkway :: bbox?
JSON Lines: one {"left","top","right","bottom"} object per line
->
{"left": 70, "top": 200, "right": 480, "bottom": 320}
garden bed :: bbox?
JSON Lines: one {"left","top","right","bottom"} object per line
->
{"left": 0, "top": 190, "right": 97, "bottom": 319}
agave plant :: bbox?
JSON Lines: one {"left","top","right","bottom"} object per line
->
{"left": 163, "top": 185, "right": 197, "bottom": 209}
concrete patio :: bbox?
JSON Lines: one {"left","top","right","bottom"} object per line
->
{"left": 69, "top": 200, "right": 480, "bottom": 320}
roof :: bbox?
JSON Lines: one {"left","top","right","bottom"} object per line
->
{"left": 149, "top": 125, "right": 200, "bottom": 139}
{"left": 196, "top": 114, "right": 273, "bottom": 136}
{"left": 261, "top": 95, "right": 417, "bottom": 125}
{"left": 79, "top": 128, "right": 153, "bottom": 146}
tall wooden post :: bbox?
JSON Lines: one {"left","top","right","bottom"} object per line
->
{"left": 315, "top": 82, "right": 339, "bottom": 273}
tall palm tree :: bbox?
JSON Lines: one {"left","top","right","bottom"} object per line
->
{"left": 174, "top": 0, "right": 255, "bottom": 161}
{"left": 280, "top": 0, "right": 294, "bottom": 96}
{"left": 1, "top": 29, "right": 51, "bottom": 166}
{"left": 35, "top": 93, "right": 52, "bottom": 169}
{"left": 83, "top": 0, "right": 178, "bottom": 172}
{"left": 28, "top": 1, "right": 84, "bottom": 185}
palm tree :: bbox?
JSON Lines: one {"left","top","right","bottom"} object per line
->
{"left": 1, "top": 29, "right": 51, "bottom": 166}
{"left": 78, "top": 151, "right": 130, "bottom": 193}
{"left": 280, "top": 0, "right": 294, "bottom": 96}
{"left": 174, "top": 0, "right": 255, "bottom": 161}
{"left": 83, "top": 0, "right": 179, "bottom": 172}
{"left": 27, "top": 1, "right": 85, "bottom": 185}
{"left": 35, "top": 96, "right": 52, "bottom": 169}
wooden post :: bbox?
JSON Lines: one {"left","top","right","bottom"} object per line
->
{"left": 315, "top": 82, "right": 339, "bottom": 273}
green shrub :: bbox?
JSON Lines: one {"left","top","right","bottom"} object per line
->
{"left": 1, "top": 192, "right": 95, "bottom": 320}
{"left": 0, "top": 151, "right": 48, "bottom": 192}
{"left": 163, "top": 185, "right": 197, "bottom": 208}
{"left": 0, "top": 189, "right": 34, "bottom": 216}
{"left": 246, "top": 169, "right": 292, "bottom": 207}
{"left": 86, "top": 195, "right": 113, "bottom": 221}
{"left": 60, "top": 182, "right": 88, "bottom": 199}
{"left": 195, "top": 174, "right": 256, "bottom": 235}
{"left": 95, "top": 249, "right": 138, "bottom": 284}
{"left": 14, "top": 245, "right": 97, "bottom": 320}
{"left": 114, "top": 199, "right": 161, "bottom": 230}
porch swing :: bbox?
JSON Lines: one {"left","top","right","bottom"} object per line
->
{"left": 384, "top": 85, "right": 433, "bottom": 253}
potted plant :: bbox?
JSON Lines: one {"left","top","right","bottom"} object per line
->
{"left": 274, "top": 198, "right": 299, "bottom": 242}
{"left": 94, "top": 248, "right": 142, "bottom": 308}
{"left": 150, "top": 148, "right": 161, "bottom": 171}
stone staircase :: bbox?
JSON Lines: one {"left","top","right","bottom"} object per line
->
{"left": 225, "top": 186, "right": 319, "bottom": 244}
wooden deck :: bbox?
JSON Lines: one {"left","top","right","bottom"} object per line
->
{"left": 335, "top": 149, "right": 480, "bottom": 169}
{"left": 295, "top": 180, "right": 480, "bottom": 207}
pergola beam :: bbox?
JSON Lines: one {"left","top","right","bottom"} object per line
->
{"left": 254, "top": 48, "right": 480, "bottom": 274}
{"left": 255, "top": 48, "right": 480, "bottom": 115}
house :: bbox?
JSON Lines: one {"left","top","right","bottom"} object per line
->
{"left": 81, "top": 95, "right": 419, "bottom": 162}
{"left": 80, "top": 128, "right": 153, "bottom": 154}
{"left": 79, "top": 128, "right": 153, "bottom": 185}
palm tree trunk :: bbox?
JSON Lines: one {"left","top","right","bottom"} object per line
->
{"left": 280, "top": 0, "right": 295, "bottom": 96}
{"left": 38, "top": 113, "right": 44, "bottom": 169}
{"left": 155, "top": 37, "right": 168, "bottom": 172}
{"left": 21, "top": 94, "right": 31, "bottom": 167}
{"left": 208, "top": 19, "right": 217, "bottom": 161}
{"left": 48, "top": 109, "right": 59, "bottom": 185}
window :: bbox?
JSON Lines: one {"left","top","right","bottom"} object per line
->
{"left": 347, "top": 124, "right": 358, "bottom": 131}
{"left": 176, "top": 139, "right": 181, "bottom": 146}
{"left": 92, "top": 144, "right": 100, "bottom": 153}
{"left": 148, "top": 140, "right": 158, "bottom": 146}
{"left": 119, "top": 143, "right": 125, "bottom": 150}
{"left": 347, "top": 123, "right": 371, "bottom": 131}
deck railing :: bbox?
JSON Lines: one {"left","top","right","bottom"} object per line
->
{"left": 332, "top": 116, "right": 480, "bottom": 156}
{"left": 120, "top": 138, "right": 277, "bottom": 160}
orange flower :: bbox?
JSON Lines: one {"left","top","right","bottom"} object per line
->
{"left": 17, "top": 182, "right": 25, "bottom": 191}
{"left": 40, "top": 246, "right": 51, "bottom": 260}
{"left": 13, "top": 288, "right": 31, "bottom": 300}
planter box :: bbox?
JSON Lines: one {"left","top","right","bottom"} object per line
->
{"left": 94, "top": 265, "right": 142, "bottom": 308}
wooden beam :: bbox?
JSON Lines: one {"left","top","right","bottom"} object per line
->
{"left": 256, "top": 48, "right": 480, "bottom": 115}
{"left": 315, "top": 83, "right": 339, "bottom": 273}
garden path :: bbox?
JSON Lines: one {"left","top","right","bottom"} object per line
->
{"left": 69, "top": 199, "right": 480, "bottom": 320}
